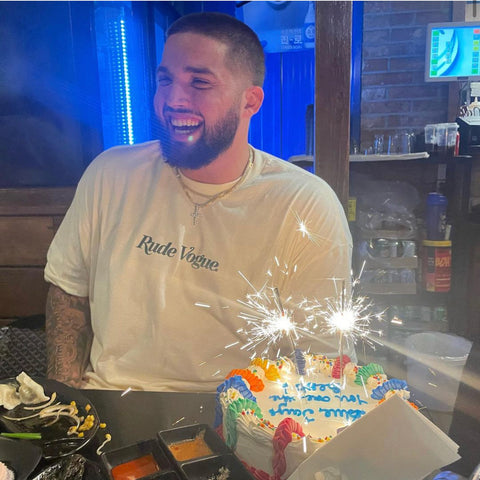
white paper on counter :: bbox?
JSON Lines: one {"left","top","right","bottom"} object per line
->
{"left": 287, "top": 394, "right": 460, "bottom": 480}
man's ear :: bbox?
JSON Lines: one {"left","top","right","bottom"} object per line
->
{"left": 243, "top": 86, "right": 264, "bottom": 117}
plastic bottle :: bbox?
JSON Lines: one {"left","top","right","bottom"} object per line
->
{"left": 303, "top": 1, "right": 315, "bottom": 49}
{"left": 426, "top": 192, "right": 448, "bottom": 240}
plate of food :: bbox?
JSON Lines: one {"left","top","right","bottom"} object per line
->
{"left": 0, "top": 373, "right": 100, "bottom": 459}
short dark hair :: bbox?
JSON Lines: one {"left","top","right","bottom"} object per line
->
{"left": 167, "top": 12, "right": 265, "bottom": 87}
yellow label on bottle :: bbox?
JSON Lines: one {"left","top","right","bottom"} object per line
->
{"left": 348, "top": 197, "right": 356, "bottom": 222}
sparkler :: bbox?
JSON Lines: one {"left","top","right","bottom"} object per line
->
{"left": 236, "top": 271, "right": 315, "bottom": 361}
{"left": 303, "top": 279, "right": 384, "bottom": 354}
{"left": 293, "top": 209, "right": 385, "bottom": 362}
{"left": 120, "top": 387, "right": 132, "bottom": 397}
{"left": 299, "top": 276, "right": 385, "bottom": 389}
{"left": 294, "top": 210, "right": 324, "bottom": 245}
{"left": 235, "top": 262, "right": 383, "bottom": 368}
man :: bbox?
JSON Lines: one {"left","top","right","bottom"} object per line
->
{"left": 44, "top": 12, "right": 352, "bottom": 391}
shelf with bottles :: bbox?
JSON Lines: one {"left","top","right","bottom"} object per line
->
{"left": 360, "top": 282, "right": 417, "bottom": 295}
{"left": 348, "top": 138, "right": 476, "bottom": 335}
{"left": 361, "top": 255, "right": 418, "bottom": 270}
{"left": 355, "top": 235, "right": 418, "bottom": 295}
{"left": 386, "top": 303, "right": 449, "bottom": 332}
{"left": 361, "top": 286, "right": 450, "bottom": 328}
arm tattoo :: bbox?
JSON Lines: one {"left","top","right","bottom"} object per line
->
{"left": 45, "top": 284, "right": 92, "bottom": 387}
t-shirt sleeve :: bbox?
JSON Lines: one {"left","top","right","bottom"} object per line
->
{"left": 305, "top": 188, "right": 353, "bottom": 299}
{"left": 269, "top": 176, "right": 354, "bottom": 358}
{"left": 44, "top": 163, "right": 97, "bottom": 298}
{"left": 278, "top": 178, "right": 353, "bottom": 302}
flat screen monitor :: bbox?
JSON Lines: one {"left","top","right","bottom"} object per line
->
{"left": 426, "top": 22, "right": 480, "bottom": 82}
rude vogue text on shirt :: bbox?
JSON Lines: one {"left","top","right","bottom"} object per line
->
{"left": 136, "top": 234, "right": 219, "bottom": 271}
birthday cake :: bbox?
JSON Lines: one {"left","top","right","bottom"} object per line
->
{"left": 214, "top": 354, "right": 413, "bottom": 480}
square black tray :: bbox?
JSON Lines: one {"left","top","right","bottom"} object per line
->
{"left": 157, "top": 424, "right": 230, "bottom": 466}
{"left": 101, "top": 438, "right": 174, "bottom": 480}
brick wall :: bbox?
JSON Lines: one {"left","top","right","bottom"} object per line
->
{"left": 360, "top": 1, "right": 453, "bottom": 151}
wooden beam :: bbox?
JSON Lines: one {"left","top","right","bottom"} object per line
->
{"left": 314, "top": 1, "right": 352, "bottom": 210}
{"left": 0, "top": 187, "right": 74, "bottom": 319}
{"left": 0, "top": 216, "right": 61, "bottom": 266}
{"left": 0, "top": 268, "right": 49, "bottom": 318}
{"left": 0, "top": 187, "right": 74, "bottom": 216}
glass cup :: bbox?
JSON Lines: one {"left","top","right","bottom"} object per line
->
{"left": 446, "top": 123, "right": 458, "bottom": 155}
{"left": 388, "top": 134, "right": 399, "bottom": 154}
{"left": 374, "top": 134, "right": 384, "bottom": 154}
{"left": 389, "top": 132, "right": 414, "bottom": 154}
{"left": 435, "top": 123, "right": 448, "bottom": 152}
{"left": 399, "top": 132, "right": 414, "bottom": 153}
{"left": 424, "top": 124, "right": 436, "bottom": 152}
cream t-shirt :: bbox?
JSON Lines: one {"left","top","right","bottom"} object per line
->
{"left": 45, "top": 141, "right": 352, "bottom": 391}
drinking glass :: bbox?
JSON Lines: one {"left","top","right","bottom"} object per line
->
{"left": 374, "top": 134, "right": 384, "bottom": 154}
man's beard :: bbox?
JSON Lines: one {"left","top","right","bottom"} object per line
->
{"left": 158, "top": 105, "right": 240, "bottom": 170}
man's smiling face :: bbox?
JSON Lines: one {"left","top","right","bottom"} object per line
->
{"left": 154, "top": 32, "right": 248, "bottom": 169}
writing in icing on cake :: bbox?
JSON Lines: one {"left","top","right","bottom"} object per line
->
{"left": 268, "top": 381, "right": 369, "bottom": 423}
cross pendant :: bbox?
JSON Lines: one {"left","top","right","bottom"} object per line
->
{"left": 191, "top": 204, "right": 201, "bottom": 226}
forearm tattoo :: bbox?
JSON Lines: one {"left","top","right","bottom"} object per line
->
{"left": 45, "top": 285, "right": 92, "bottom": 387}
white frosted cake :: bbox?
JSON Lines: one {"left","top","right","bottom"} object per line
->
{"left": 214, "top": 354, "right": 413, "bottom": 480}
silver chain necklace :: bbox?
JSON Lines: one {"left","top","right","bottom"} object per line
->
{"left": 173, "top": 148, "right": 254, "bottom": 226}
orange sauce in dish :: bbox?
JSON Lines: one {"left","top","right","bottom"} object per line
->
{"left": 168, "top": 436, "right": 213, "bottom": 461}
{"left": 111, "top": 454, "right": 160, "bottom": 480}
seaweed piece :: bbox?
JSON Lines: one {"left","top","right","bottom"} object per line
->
{"left": 31, "top": 454, "right": 86, "bottom": 480}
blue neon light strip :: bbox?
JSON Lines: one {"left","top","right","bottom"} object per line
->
{"left": 95, "top": 2, "right": 154, "bottom": 149}
{"left": 119, "top": 19, "right": 134, "bottom": 144}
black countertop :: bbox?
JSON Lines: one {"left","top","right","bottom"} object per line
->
{"left": 31, "top": 389, "right": 217, "bottom": 478}
{"left": 86, "top": 389, "right": 216, "bottom": 451}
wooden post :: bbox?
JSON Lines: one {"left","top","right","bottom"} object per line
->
{"left": 314, "top": 1, "right": 352, "bottom": 211}
{"left": 448, "top": 1, "right": 466, "bottom": 121}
